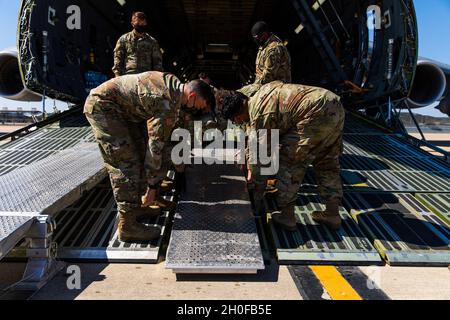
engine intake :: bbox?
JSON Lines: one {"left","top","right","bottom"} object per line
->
{"left": 407, "top": 60, "right": 447, "bottom": 109}
{"left": 0, "top": 49, "right": 41, "bottom": 101}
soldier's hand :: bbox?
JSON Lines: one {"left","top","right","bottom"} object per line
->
{"left": 142, "top": 188, "right": 157, "bottom": 207}
{"left": 204, "top": 120, "right": 219, "bottom": 130}
{"left": 247, "top": 170, "right": 253, "bottom": 183}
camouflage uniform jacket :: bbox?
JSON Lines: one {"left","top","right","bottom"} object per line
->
{"left": 85, "top": 72, "right": 183, "bottom": 184}
{"left": 246, "top": 81, "right": 341, "bottom": 172}
{"left": 112, "top": 31, "right": 163, "bottom": 77}
{"left": 238, "top": 84, "right": 262, "bottom": 99}
{"left": 254, "top": 34, "right": 292, "bottom": 85}
{"left": 248, "top": 81, "right": 340, "bottom": 133}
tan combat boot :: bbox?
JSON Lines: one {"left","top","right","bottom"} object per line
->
{"left": 159, "top": 179, "right": 174, "bottom": 192}
{"left": 152, "top": 196, "right": 176, "bottom": 212}
{"left": 271, "top": 205, "right": 298, "bottom": 232}
{"left": 265, "top": 179, "right": 279, "bottom": 195}
{"left": 118, "top": 211, "right": 161, "bottom": 242}
{"left": 311, "top": 199, "right": 342, "bottom": 231}
{"left": 134, "top": 206, "right": 162, "bottom": 222}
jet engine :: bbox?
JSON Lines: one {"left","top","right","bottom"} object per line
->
{"left": 407, "top": 59, "right": 450, "bottom": 113}
{"left": 0, "top": 49, "right": 41, "bottom": 101}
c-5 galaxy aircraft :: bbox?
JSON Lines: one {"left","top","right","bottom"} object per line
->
{"left": 0, "top": 0, "right": 449, "bottom": 297}
{"left": 1, "top": 0, "right": 449, "bottom": 118}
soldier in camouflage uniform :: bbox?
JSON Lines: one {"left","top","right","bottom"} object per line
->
{"left": 218, "top": 81, "right": 345, "bottom": 231}
{"left": 251, "top": 21, "right": 292, "bottom": 85}
{"left": 112, "top": 12, "right": 163, "bottom": 77}
{"left": 84, "top": 72, "right": 215, "bottom": 242}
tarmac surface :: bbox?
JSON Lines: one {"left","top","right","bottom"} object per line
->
{"left": 409, "top": 132, "right": 450, "bottom": 151}
{"left": 0, "top": 124, "right": 27, "bottom": 134}
{"left": 0, "top": 261, "right": 449, "bottom": 300}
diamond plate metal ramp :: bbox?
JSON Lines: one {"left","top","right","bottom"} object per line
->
{"left": 166, "top": 162, "right": 265, "bottom": 274}
{"left": 0, "top": 213, "right": 37, "bottom": 259}
{"left": 0, "top": 142, "right": 106, "bottom": 215}
{"left": 0, "top": 141, "right": 106, "bottom": 265}
{"left": 344, "top": 193, "right": 450, "bottom": 266}
{"left": 0, "top": 126, "right": 95, "bottom": 176}
{"left": 265, "top": 194, "right": 382, "bottom": 265}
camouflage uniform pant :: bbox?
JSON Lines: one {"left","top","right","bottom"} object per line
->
{"left": 85, "top": 98, "right": 148, "bottom": 212}
{"left": 254, "top": 99, "right": 345, "bottom": 208}
{"left": 146, "top": 118, "right": 176, "bottom": 183}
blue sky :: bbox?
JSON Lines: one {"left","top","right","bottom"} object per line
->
{"left": 0, "top": 0, "right": 449, "bottom": 116}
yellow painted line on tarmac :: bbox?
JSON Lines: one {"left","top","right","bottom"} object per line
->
{"left": 310, "top": 266, "right": 363, "bottom": 300}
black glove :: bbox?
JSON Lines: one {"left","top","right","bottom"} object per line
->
{"left": 175, "top": 171, "right": 186, "bottom": 194}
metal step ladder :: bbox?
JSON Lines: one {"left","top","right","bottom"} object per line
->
{"left": 291, "top": 0, "right": 347, "bottom": 83}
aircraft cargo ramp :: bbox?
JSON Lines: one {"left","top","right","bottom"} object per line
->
{"left": 269, "top": 113, "right": 450, "bottom": 266}
{"left": 0, "top": 109, "right": 449, "bottom": 282}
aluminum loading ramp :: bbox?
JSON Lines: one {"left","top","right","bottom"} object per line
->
{"left": 0, "top": 126, "right": 95, "bottom": 176}
{"left": 0, "top": 214, "right": 37, "bottom": 258}
{"left": 166, "top": 158, "right": 265, "bottom": 274}
{"left": 0, "top": 141, "right": 106, "bottom": 257}
{"left": 0, "top": 143, "right": 105, "bottom": 214}
{"left": 0, "top": 137, "right": 105, "bottom": 289}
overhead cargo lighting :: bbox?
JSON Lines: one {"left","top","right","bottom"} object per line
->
{"left": 312, "top": 0, "right": 326, "bottom": 11}
{"left": 116, "top": 0, "right": 126, "bottom": 7}
{"left": 294, "top": 23, "right": 304, "bottom": 34}
{"left": 206, "top": 44, "right": 232, "bottom": 53}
